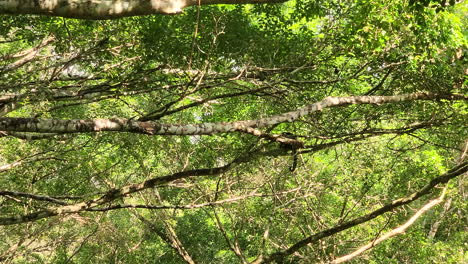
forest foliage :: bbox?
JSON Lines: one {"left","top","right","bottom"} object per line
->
{"left": 0, "top": 0, "right": 467, "bottom": 263}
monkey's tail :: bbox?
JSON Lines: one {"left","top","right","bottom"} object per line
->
{"left": 289, "top": 154, "right": 298, "bottom": 172}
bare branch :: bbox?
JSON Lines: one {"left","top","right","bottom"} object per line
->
{"left": 258, "top": 161, "right": 468, "bottom": 263}
{"left": 329, "top": 188, "right": 447, "bottom": 263}
{"left": 135, "top": 212, "right": 196, "bottom": 264}
{"left": 0, "top": 190, "right": 69, "bottom": 205}
{"left": 0, "top": 93, "right": 465, "bottom": 136}
{"left": 0, "top": 35, "right": 54, "bottom": 73}
{"left": 87, "top": 188, "right": 301, "bottom": 211}
{"left": 213, "top": 207, "right": 248, "bottom": 264}
{"left": 0, "top": 147, "right": 256, "bottom": 225}
{"left": 139, "top": 85, "right": 275, "bottom": 121}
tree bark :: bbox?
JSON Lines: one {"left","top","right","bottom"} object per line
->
{"left": 0, "top": 0, "right": 289, "bottom": 19}
{"left": 0, "top": 93, "right": 465, "bottom": 136}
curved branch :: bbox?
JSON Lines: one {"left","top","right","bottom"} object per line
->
{"left": 0, "top": 147, "right": 258, "bottom": 225}
{"left": 329, "top": 188, "right": 447, "bottom": 263}
{"left": 0, "top": 93, "right": 465, "bottom": 136}
{"left": 257, "top": 161, "right": 468, "bottom": 263}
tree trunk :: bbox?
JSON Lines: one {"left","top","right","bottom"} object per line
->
{"left": 0, "top": 0, "right": 289, "bottom": 19}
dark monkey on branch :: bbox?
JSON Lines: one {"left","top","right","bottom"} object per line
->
{"left": 280, "top": 132, "right": 300, "bottom": 172}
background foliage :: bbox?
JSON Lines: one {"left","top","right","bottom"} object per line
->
{"left": 0, "top": 0, "right": 466, "bottom": 263}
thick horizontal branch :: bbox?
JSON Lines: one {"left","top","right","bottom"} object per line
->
{"left": 0, "top": 93, "right": 465, "bottom": 136}
{"left": 0, "top": 0, "right": 289, "bottom": 20}
{"left": 258, "top": 161, "right": 468, "bottom": 263}
{"left": 0, "top": 131, "right": 59, "bottom": 140}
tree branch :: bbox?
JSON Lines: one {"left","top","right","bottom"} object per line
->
{"left": 329, "top": 187, "right": 447, "bottom": 263}
{"left": 87, "top": 188, "right": 301, "bottom": 211}
{"left": 0, "top": 190, "right": 69, "bottom": 205}
{"left": 0, "top": 0, "right": 289, "bottom": 20}
{"left": 0, "top": 35, "right": 54, "bottom": 73}
{"left": 0, "top": 147, "right": 257, "bottom": 225}
{"left": 258, "top": 161, "right": 468, "bottom": 263}
{"left": 0, "top": 93, "right": 465, "bottom": 136}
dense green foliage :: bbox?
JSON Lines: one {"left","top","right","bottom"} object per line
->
{"left": 0, "top": 0, "right": 466, "bottom": 263}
